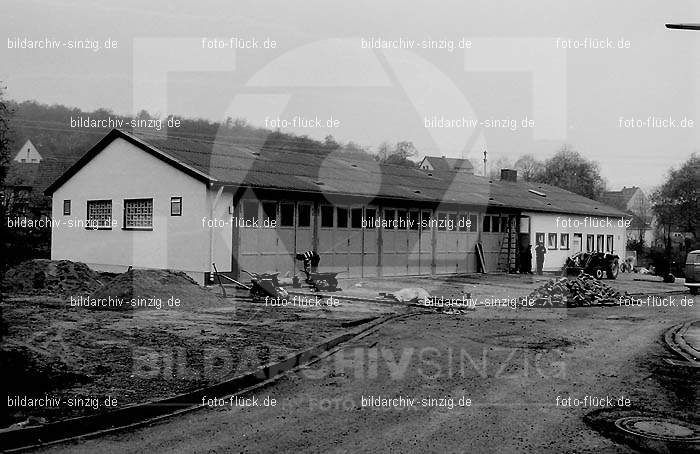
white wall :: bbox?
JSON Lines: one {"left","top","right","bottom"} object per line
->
{"left": 526, "top": 212, "right": 627, "bottom": 272}
{"left": 51, "top": 138, "right": 211, "bottom": 283}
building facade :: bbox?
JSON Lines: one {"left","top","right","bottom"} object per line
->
{"left": 46, "top": 130, "right": 628, "bottom": 284}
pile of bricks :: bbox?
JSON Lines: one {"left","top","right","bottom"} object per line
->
{"left": 522, "top": 273, "right": 628, "bottom": 307}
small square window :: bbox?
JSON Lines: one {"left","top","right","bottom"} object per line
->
{"left": 280, "top": 203, "right": 294, "bottom": 227}
{"left": 321, "top": 205, "right": 334, "bottom": 228}
{"left": 606, "top": 235, "right": 614, "bottom": 253}
{"left": 170, "top": 197, "right": 182, "bottom": 216}
{"left": 297, "top": 204, "right": 311, "bottom": 227}
{"left": 337, "top": 207, "right": 348, "bottom": 228}
{"left": 63, "top": 200, "right": 71, "bottom": 216}
{"left": 547, "top": 233, "right": 557, "bottom": 249}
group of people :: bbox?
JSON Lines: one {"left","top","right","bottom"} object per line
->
{"left": 519, "top": 242, "right": 547, "bottom": 275}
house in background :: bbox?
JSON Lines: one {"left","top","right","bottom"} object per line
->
{"left": 601, "top": 186, "right": 653, "bottom": 245}
{"left": 44, "top": 129, "right": 627, "bottom": 284}
{"left": 13, "top": 139, "right": 42, "bottom": 163}
{"left": 2, "top": 139, "right": 73, "bottom": 218}
{"left": 418, "top": 156, "right": 474, "bottom": 174}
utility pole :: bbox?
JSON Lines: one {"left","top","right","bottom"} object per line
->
{"left": 483, "top": 149, "right": 487, "bottom": 176}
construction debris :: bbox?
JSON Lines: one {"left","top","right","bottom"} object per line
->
{"left": 522, "top": 273, "right": 628, "bottom": 307}
{"left": 1, "top": 259, "right": 102, "bottom": 296}
{"left": 383, "top": 287, "right": 432, "bottom": 304}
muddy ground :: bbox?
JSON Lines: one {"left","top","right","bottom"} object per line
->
{"left": 1, "top": 288, "right": 397, "bottom": 427}
{"left": 2, "top": 269, "right": 692, "bottom": 435}
{"left": 34, "top": 299, "right": 697, "bottom": 453}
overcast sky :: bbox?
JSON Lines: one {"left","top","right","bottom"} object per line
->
{"left": 2, "top": 0, "right": 698, "bottom": 190}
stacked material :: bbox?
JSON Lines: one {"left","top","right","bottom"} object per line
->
{"left": 384, "top": 287, "right": 432, "bottom": 304}
{"left": 523, "top": 273, "right": 627, "bottom": 307}
{"left": 1, "top": 259, "right": 102, "bottom": 295}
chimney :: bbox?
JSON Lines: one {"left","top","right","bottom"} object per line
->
{"left": 500, "top": 169, "right": 517, "bottom": 182}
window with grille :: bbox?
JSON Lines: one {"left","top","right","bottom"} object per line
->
{"left": 124, "top": 199, "right": 153, "bottom": 229}
{"left": 87, "top": 200, "right": 112, "bottom": 229}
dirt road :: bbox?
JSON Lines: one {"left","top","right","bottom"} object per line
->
{"left": 32, "top": 300, "right": 697, "bottom": 453}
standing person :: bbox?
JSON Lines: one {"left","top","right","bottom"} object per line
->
{"left": 535, "top": 242, "right": 546, "bottom": 275}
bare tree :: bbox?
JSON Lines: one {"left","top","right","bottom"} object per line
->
{"left": 487, "top": 156, "right": 514, "bottom": 179}
{"left": 514, "top": 154, "right": 543, "bottom": 181}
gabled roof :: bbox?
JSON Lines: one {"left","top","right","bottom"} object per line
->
{"left": 420, "top": 156, "right": 474, "bottom": 172}
{"left": 5, "top": 140, "right": 75, "bottom": 193}
{"left": 44, "top": 129, "right": 213, "bottom": 194}
{"left": 45, "top": 129, "right": 627, "bottom": 217}
{"left": 13, "top": 139, "right": 42, "bottom": 163}
{"left": 601, "top": 186, "right": 642, "bottom": 211}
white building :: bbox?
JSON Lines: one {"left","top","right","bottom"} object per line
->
{"left": 46, "top": 129, "right": 628, "bottom": 284}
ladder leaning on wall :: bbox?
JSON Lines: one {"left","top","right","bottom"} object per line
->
{"left": 497, "top": 217, "right": 518, "bottom": 273}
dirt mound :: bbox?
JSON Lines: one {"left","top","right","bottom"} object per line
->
{"left": 89, "top": 268, "right": 224, "bottom": 310}
{"left": 522, "top": 273, "right": 628, "bottom": 307}
{"left": 1, "top": 259, "right": 102, "bottom": 296}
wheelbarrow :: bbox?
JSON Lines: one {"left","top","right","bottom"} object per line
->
{"left": 241, "top": 269, "right": 289, "bottom": 302}
{"left": 299, "top": 268, "right": 341, "bottom": 292}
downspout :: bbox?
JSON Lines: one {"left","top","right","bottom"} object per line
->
{"left": 209, "top": 184, "right": 224, "bottom": 281}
